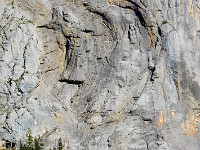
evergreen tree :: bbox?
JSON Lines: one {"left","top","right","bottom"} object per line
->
{"left": 19, "top": 129, "right": 67, "bottom": 150}
{"left": 58, "top": 137, "right": 63, "bottom": 150}
{"left": 19, "top": 128, "right": 35, "bottom": 150}
{"left": 34, "top": 137, "right": 40, "bottom": 150}
{"left": 26, "top": 128, "right": 34, "bottom": 149}
{"left": 19, "top": 139, "right": 28, "bottom": 150}
{"left": 34, "top": 136, "right": 44, "bottom": 150}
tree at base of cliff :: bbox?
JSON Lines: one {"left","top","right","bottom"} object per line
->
{"left": 19, "top": 128, "right": 44, "bottom": 150}
{"left": 34, "top": 137, "right": 44, "bottom": 150}
{"left": 27, "top": 128, "right": 34, "bottom": 149}
{"left": 58, "top": 137, "right": 64, "bottom": 150}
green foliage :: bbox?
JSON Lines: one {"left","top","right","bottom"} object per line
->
{"left": 19, "top": 17, "right": 35, "bottom": 25}
{"left": 19, "top": 128, "right": 44, "bottom": 150}
{"left": 58, "top": 137, "right": 63, "bottom": 150}
{"left": 19, "top": 139, "right": 28, "bottom": 150}
{"left": 18, "top": 129, "right": 68, "bottom": 150}
{"left": 27, "top": 128, "right": 34, "bottom": 149}
{"left": 34, "top": 137, "right": 44, "bottom": 150}
{"left": 162, "top": 20, "right": 168, "bottom": 24}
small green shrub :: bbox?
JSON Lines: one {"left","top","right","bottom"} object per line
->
{"left": 162, "top": 20, "right": 168, "bottom": 24}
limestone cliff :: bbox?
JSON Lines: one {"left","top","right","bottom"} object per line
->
{"left": 0, "top": 0, "right": 200, "bottom": 149}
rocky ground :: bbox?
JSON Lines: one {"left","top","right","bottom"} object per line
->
{"left": 0, "top": 0, "right": 200, "bottom": 149}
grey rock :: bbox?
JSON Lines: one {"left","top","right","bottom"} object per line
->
{"left": 0, "top": 0, "right": 200, "bottom": 150}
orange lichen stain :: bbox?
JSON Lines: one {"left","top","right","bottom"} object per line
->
{"left": 147, "top": 30, "right": 156, "bottom": 47}
{"left": 39, "top": 53, "right": 44, "bottom": 64}
{"left": 116, "top": 0, "right": 121, "bottom": 5}
{"left": 85, "top": 33, "right": 88, "bottom": 38}
{"left": 151, "top": 34, "right": 156, "bottom": 45}
{"left": 189, "top": 0, "right": 194, "bottom": 16}
{"left": 107, "top": 0, "right": 120, "bottom": 5}
{"left": 107, "top": 0, "right": 113, "bottom": 5}
{"left": 55, "top": 112, "right": 62, "bottom": 124}
{"left": 154, "top": 111, "right": 176, "bottom": 129}
{"left": 158, "top": 111, "right": 164, "bottom": 126}
{"left": 117, "top": 0, "right": 120, "bottom": 5}
{"left": 38, "top": 77, "right": 43, "bottom": 87}
{"left": 195, "top": 14, "right": 198, "bottom": 22}
{"left": 153, "top": 111, "right": 177, "bottom": 129}
{"left": 171, "top": 112, "right": 175, "bottom": 117}
{"left": 154, "top": 111, "right": 164, "bottom": 129}
{"left": 181, "top": 113, "right": 197, "bottom": 137}
{"left": 120, "top": 141, "right": 127, "bottom": 146}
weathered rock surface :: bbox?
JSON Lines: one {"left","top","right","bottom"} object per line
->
{"left": 0, "top": 0, "right": 200, "bottom": 149}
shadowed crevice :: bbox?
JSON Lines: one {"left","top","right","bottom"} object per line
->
{"left": 59, "top": 79, "right": 84, "bottom": 85}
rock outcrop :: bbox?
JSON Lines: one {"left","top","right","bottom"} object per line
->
{"left": 0, "top": 0, "right": 200, "bottom": 149}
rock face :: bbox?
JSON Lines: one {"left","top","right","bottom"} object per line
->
{"left": 0, "top": 0, "right": 200, "bottom": 149}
